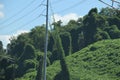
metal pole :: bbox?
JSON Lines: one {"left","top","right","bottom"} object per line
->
{"left": 43, "top": 0, "right": 49, "bottom": 80}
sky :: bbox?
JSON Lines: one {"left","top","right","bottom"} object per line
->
{"left": 0, "top": 0, "right": 118, "bottom": 48}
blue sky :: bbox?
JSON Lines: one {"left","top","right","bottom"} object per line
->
{"left": 0, "top": 0, "right": 118, "bottom": 48}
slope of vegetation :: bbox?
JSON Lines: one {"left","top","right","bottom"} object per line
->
{"left": 47, "top": 39, "right": 120, "bottom": 80}
{"left": 0, "top": 7, "right": 120, "bottom": 80}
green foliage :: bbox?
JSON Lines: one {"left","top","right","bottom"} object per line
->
{"left": 47, "top": 61, "right": 61, "bottom": 80}
{"left": 88, "top": 8, "right": 98, "bottom": 15}
{"left": 16, "top": 70, "right": 36, "bottom": 80}
{"left": 19, "top": 44, "right": 35, "bottom": 61}
{"left": 5, "top": 64, "right": 15, "bottom": 80}
{"left": 78, "top": 32, "right": 85, "bottom": 49}
{"left": 48, "top": 35, "right": 54, "bottom": 52}
{"left": 83, "top": 9, "right": 98, "bottom": 45}
{"left": 108, "top": 17, "right": 120, "bottom": 29}
{"left": 94, "top": 29, "right": 110, "bottom": 41}
{"left": 60, "top": 32, "right": 72, "bottom": 56}
{"left": 16, "top": 44, "right": 36, "bottom": 77}
{"left": 35, "top": 55, "right": 43, "bottom": 80}
{"left": 7, "top": 33, "right": 31, "bottom": 58}
{"left": 23, "top": 59, "right": 36, "bottom": 71}
{"left": 47, "top": 39, "right": 120, "bottom": 80}
{"left": 0, "top": 54, "right": 15, "bottom": 80}
{"left": 105, "top": 25, "right": 120, "bottom": 39}
{"left": 0, "top": 41, "right": 3, "bottom": 54}
{"left": 82, "top": 8, "right": 113, "bottom": 47}
{"left": 99, "top": 7, "right": 118, "bottom": 17}
{"left": 2, "top": 7, "right": 120, "bottom": 80}
{"left": 29, "top": 26, "right": 46, "bottom": 51}
{"left": 69, "top": 27, "right": 82, "bottom": 52}
{"left": 52, "top": 22, "right": 70, "bottom": 80}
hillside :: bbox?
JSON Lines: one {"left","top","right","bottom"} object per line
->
{"left": 1, "top": 7, "right": 120, "bottom": 80}
{"left": 47, "top": 39, "right": 120, "bottom": 80}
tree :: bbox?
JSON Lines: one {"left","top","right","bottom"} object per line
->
{"left": 94, "top": 28, "right": 110, "bottom": 41}
{"left": 52, "top": 22, "right": 70, "bottom": 80}
{"left": 60, "top": 32, "right": 72, "bottom": 56}
{"left": 83, "top": 8, "right": 109, "bottom": 46}
{"left": 19, "top": 44, "right": 35, "bottom": 62}
{"left": 105, "top": 25, "right": 120, "bottom": 39}
{"left": 0, "top": 54, "right": 14, "bottom": 80}
{"left": 0, "top": 41, "right": 4, "bottom": 54}
{"left": 7, "top": 33, "right": 30, "bottom": 58}
{"left": 35, "top": 55, "right": 43, "bottom": 80}
{"left": 17, "top": 44, "right": 36, "bottom": 77}
{"left": 29, "top": 26, "right": 46, "bottom": 51}
{"left": 99, "top": 7, "right": 117, "bottom": 17}
{"left": 107, "top": 17, "right": 120, "bottom": 29}
{"left": 64, "top": 20, "right": 82, "bottom": 52}
{"left": 83, "top": 8, "right": 98, "bottom": 46}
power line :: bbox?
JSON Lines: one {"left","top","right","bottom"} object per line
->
{"left": 99, "top": 0, "right": 115, "bottom": 8}
{"left": 52, "top": 0, "right": 63, "bottom": 3}
{"left": 49, "top": 0, "right": 56, "bottom": 30}
{"left": 8, "top": 9, "right": 46, "bottom": 34}
{"left": 113, "top": 0, "right": 120, "bottom": 4}
{"left": 0, "top": 0, "right": 45, "bottom": 30}
{"left": 112, "top": 0, "right": 114, "bottom": 7}
{"left": 48, "top": 0, "right": 87, "bottom": 25}
{"left": 56, "top": 0, "right": 87, "bottom": 13}
{"left": 49, "top": 0, "right": 55, "bottom": 22}
{"left": 52, "top": 0, "right": 64, "bottom": 5}
{"left": 99, "top": 0, "right": 120, "bottom": 9}
{"left": 0, "top": 0, "right": 36, "bottom": 25}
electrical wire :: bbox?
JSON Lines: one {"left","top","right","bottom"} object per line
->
{"left": 112, "top": 0, "right": 114, "bottom": 7}
{"left": 56, "top": 0, "right": 87, "bottom": 13}
{"left": 49, "top": 0, "right": 56, "bottom": 31}
{"left": 49, "top": 0, "right": 55, "bottom": 22}
{"left": 0, "top": 0, "right": 45, "bottom": 29}
{"left": 0, "top": 0, "right": 36, "bottom": 25}
{"left": 7, "top": 9, "right": 46, "bottom": 34}
{"left": 52, "top": 0, "right": 64, "bottom": 5}
{"left": 99, "top": 0, "right": 115, "bottom": 8}
{"left": 113, "top": 0, "right": 120, "bottom": 5}
{"left": 52, "top": 0, "right": 63, "bottom": 3}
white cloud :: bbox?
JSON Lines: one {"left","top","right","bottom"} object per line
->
{"left": 53, "top": 13, "right": 80, "bottom": 25}
{"left": 0, "top": 4, "right": 4, "bottom": 9}
{"left": 15, "top": 30, "right": 29, "bottom": 36}
{"left": 0, "top": 30, "right": 29, "bottom": 49}
{"left": 0, "top": 35, "right": 11, "bottom": 48}
{"left": 0, "top": 4, "right": 4, "bottom": 19}
{"left": 0, "top": 11, "right": 4, "bottom": 18}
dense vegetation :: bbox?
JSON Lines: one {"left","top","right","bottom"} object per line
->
{"left": 0, "top": 7, "right": 120, "bottom": 80}
{"left": 47, "top": 39, "right": 120, "bottom": 80}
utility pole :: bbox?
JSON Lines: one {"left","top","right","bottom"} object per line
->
{"left": 43, "top": 0, "right": 49, "bottom": 80}
{"left": 98, "top": 0, "right": 115, "bottom": 8}
{"left": 111, "top": 0, "right": 114, "bottom": 7}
